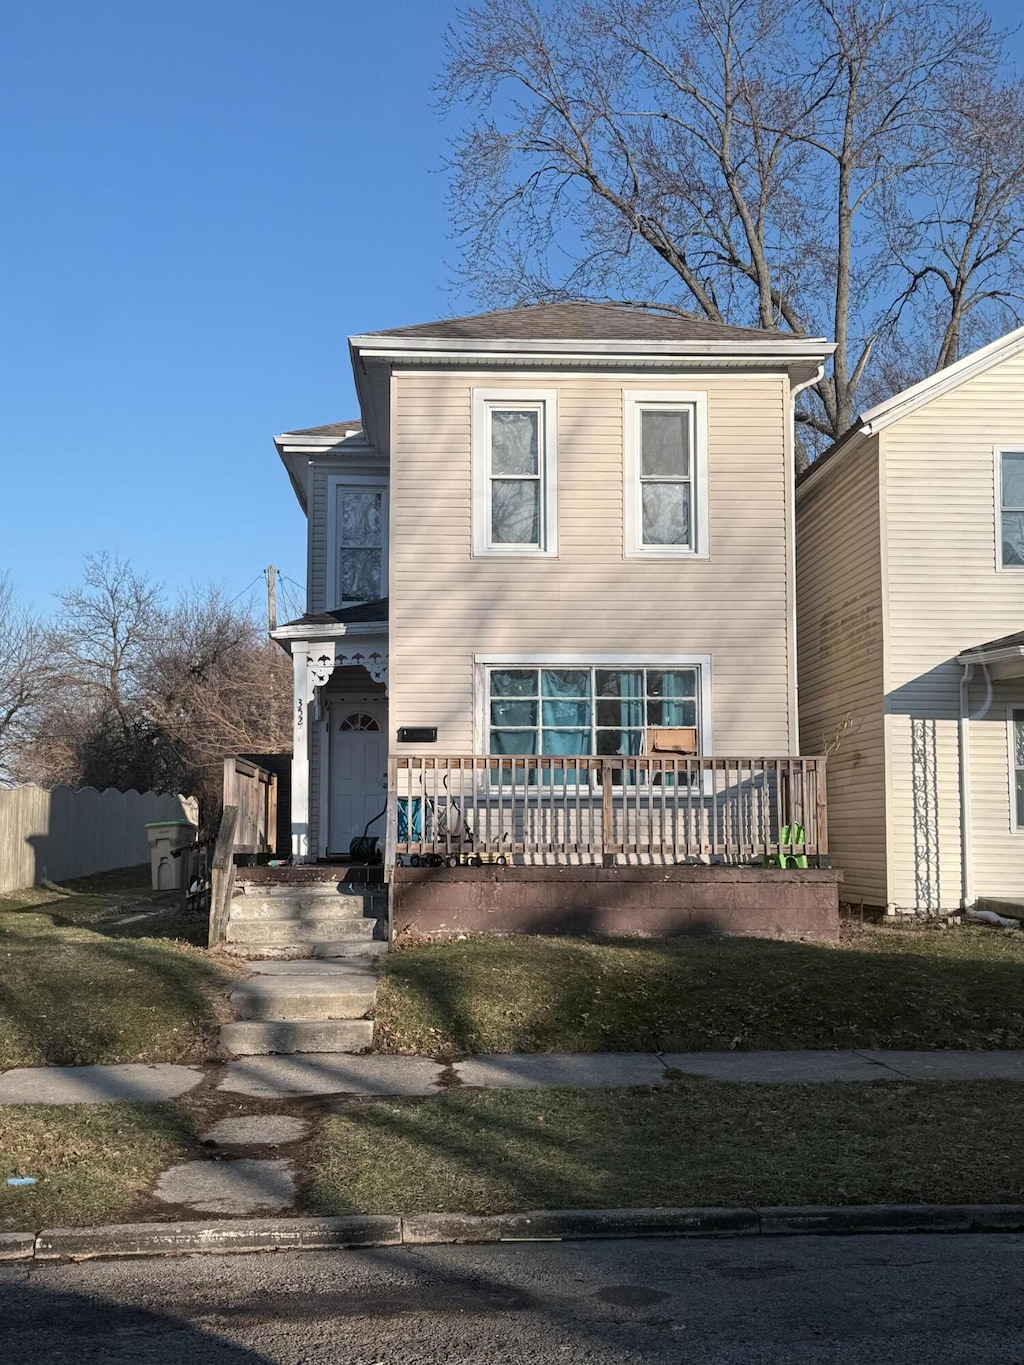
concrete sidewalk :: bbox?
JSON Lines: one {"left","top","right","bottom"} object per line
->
{"left": 3, "top": 1048, "right": 1024, "bottom": 1104}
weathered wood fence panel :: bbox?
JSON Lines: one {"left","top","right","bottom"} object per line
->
{"left": 223, "top": 758, "right": 277, "bottom": 856}
{"left": 0, "top": 785, "right": 199, "bottom": 893}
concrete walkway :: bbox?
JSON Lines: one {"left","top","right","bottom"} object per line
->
{"left": 3, "top": 1049, "right": 1024, "bottom": 1104}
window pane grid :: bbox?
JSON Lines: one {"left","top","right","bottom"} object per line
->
{"left": 638, "top": 406, "right": 694, "bottom": 548}
{"left": 488, "top": 666, "right": 699, "bottom": 760}
{"left": 489, "top": 405, "right": 544, "bottom": 548}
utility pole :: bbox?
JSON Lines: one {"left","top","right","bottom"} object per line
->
{"left": 266, "top": 564, "right": 277, "bottom": 632}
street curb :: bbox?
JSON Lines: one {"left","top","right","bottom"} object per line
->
{"left": 7, "top": 1204, "right": 1024, "bottom": 1262}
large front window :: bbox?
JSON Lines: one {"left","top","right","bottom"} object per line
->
{"left": 488, "top": 666, "right": 700, "bottom": 756}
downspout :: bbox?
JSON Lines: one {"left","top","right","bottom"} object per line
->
{"left": 958, "top": 662, "right": 974, "bottom": 911}
{"left": 788, "top": 365, "right": 825, "bottom": 748}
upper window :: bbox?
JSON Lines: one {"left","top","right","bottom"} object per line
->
{"left": 998, "top": 450, "right": 1024, "bottom": 568}
{"left": 473, "top": 389, "right": 557, "bottom": 556}
{"left": 327, "top": 476, "right": 387, "bottom": 607}
{"left": 624, "top": 390, "right": 709, "bottom": 558}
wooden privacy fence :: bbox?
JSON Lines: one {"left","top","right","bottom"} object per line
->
{"left": 222, "top": 757, "right": 277, "bottom": 856}
{"left": 0, "top": 784, "right": 198, "bottom": 893}
{"left": 386, "top": 755, "right": 828, "bottom": 872}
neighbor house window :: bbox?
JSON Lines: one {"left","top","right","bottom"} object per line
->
{"left": 1012, "top": 708, "right": 1024, "bottom": 828}
{"left": 624, "top": 390, "right": 709, "bottom": 557}
{"left": 327, "top": 476, "right": 387, "bottom": 607}
{"left": 487, "top": 666, "right": 701, "bottom": 756}
{"left": 999, "top": 450, "right": 1024, "bottom": 567}
{"left": 473, "top": 389, "right": 557, "bottom": 556}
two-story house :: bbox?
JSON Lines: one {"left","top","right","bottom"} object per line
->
{"left": 796, "top": 324, "right": 1024, "bottom": 916}
{"left": 270, "top": 302, "right": 838, "bottom": 936}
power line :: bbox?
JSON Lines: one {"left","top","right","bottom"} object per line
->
{"left": 228, "top": 574, "right": 265, "bottom": 606}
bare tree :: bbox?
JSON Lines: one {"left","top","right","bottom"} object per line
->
{"left": 9, "top": 560, "right": 290, "bottom": 819}
{"left": 441, "top": 0, "right": 1009, "bottom": 445}
{"left": 0, "top": 575, "right": 58, "bottom": 781}
{"left": 145, "top": 588, "right": 291, "bottom": 815}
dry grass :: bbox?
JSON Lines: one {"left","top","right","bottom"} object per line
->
{"left": 0, "top": 868, "right": 241, "bottom": 1067}
{"left": 0, "top": 1103, "right": 192, "bottom": 1232}
{"left": 306, "top": 1080, "right": 1024, "bottom": 1215}
{"left": 375, "top": 924, "right": 1024, "bottom": 1056}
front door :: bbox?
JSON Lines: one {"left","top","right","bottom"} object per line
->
{"left": 328, "top": 706, "right": 387, "bottom": 855}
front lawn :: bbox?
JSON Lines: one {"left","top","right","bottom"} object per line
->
{"left": 375, "top": 925, "right": 1024, "bottom": 1055}
{"left": 0, "top": 1103, "right": 192, "bottom": 1232}
{"left": 0, "top": 869, "right": 241, "bottom": 1068}
{"left": 306, "top": 1080, "right": 1024, "bottom": 1215}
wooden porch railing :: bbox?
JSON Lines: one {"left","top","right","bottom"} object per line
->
{"left": 223, "top": 756, "right": 278, "bottom": 856}
{"left": 385, "top": 755, "right": 828, "bottom": 874}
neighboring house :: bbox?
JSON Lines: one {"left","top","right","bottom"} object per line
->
{"left": 271, "top": 302, "right": 834, "bottom": 907}
{"left": 796, "top": 325, "right": 1024, "bottom": 914}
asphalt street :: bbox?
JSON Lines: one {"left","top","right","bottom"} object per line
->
{"left": 1, "top": 1232, "right": 1022, "bottom": 1363}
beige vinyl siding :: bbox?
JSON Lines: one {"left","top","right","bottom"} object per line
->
{"left": 882, "top": 349, "right": 1024, "bottom": 909}
{"left": 388, "top": 369, "right": 794, "bottom": 756}
{"left": 795, "top": 438, "right": 886, "bottom": 906}
{"left": 309, "top": 467, "right": 328, "bottom": 613}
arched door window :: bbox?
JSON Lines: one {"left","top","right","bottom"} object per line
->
{"left": 339, "top": 713, "right": 380, "bottom": 732}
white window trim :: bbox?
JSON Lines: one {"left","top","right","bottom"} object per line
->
{"left": 1007, "top": 704, "right": 1024, "bottom": 832}
{"left": 472, "top": 652, "right": 713, "bottom": 757}
{"left": 325, "top": 473, "right": 389, "bottom": 609}
{"left": 472, "top": 388, "right": 558, "bottom": 557}
{"left": 624, "top": 389, "right": 709, "bottom": 559}
{"left": 995, "top": 445, "right": 1024, "bottom": 571}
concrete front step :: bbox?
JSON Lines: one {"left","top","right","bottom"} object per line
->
{"left": 226, "top": 917, "right": 379, "bottom": 945}
{"left": 236, "top": 881, "right": 386, "bottom": 900}
{"left": 220, "top": 1018, "right": 374, "bottom": 1056}
{"left": 229, "top": 976, "right": 377, "bottom": 1022}
{"left": 229, "top": 895, "right": 386, "bottom": 922}
{"left": 247, "top": 958, "right": 378, "bottom": 977}
{"left": 313, "top": 939, "right": 389, "bottom": 959}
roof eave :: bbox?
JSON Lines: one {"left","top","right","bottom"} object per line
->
{"left": 350, "top": 334, "right": 834, "bottom": 360}
{"left": 956, "top": 644, "right": 1024, "bottom": 666}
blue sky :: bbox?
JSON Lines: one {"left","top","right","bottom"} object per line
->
{"left": 0, "top": 0, "right": 461, "bottom": 616}
{"left": 1, "top": 0, "right": 1021, "bottom": 617}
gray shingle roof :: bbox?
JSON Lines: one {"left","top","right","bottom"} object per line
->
{"left": 364, "top": 301, "right": 790, "bottom": 344}
{"left": 960, "top": 629, "right": 1024, "bottom": 658}
{"left": 282, "top": 419, "right": 363, "bottom": 439}
{"left": 278, "top": 599, "right": 389, "bottom": 630}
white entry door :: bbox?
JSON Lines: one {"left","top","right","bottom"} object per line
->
{"left": 328, "top": 707, "right": 388, "bottom": 855}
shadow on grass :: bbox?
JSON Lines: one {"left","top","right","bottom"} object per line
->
{"left": 376, "top": 930, "right": 1024, "bottom": 1055}
{"left": 0, "top": 908, "right": 236, "bottom": 1067}
{"left": 304, "top": 1078, "right": 1024, "bottom": 1218}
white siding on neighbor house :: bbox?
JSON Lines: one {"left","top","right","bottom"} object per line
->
{"left": 881, "top": 348, "right": 1024, "bottom": 909}
{"left": 796, "top": 437, "right": 887, "bottom": 906}
{"left": 387, "top": 369, "right": 796, "bottom": 757}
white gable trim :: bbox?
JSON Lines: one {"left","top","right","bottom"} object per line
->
{"left": 799, "top": 325, "right": 1024, "bottom": 500}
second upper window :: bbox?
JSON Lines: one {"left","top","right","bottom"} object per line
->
{"left": 473, "top": 389, "right": 558, "bottom": 556}
{"left": 624, "top": 390, "right": 709, "bottom": 557}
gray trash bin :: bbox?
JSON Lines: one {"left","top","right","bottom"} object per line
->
{"left": 145, "top": 820, "right": 198, "bottom": 892}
